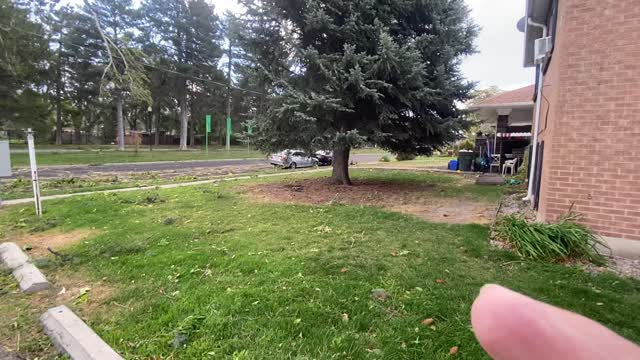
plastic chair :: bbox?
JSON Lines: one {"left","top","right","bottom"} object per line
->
{"left": 489, "top": 155, "right": 501, "bottom": 173}
{"left": 502, "top": 159, "right": 517, "bottom": 176}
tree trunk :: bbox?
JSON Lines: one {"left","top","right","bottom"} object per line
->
{"left": 154, "top": 106, "right": 160, "bottom": 146}
{"left": 189, "top": 101, "right": 195, "bottom": 146}
{"left": 331, "top": 145, "right": 352, "bottom": 185}
{"left": 116, "top": 93, "right": 125, "bottom": 151}
{"left": 189, "top": 124, "right": 195, "bottom": 147}
{"left": 179, "top": 94, "right": 188, "bottom": 150}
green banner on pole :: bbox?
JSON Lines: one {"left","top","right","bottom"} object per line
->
{"left": 206, "top": 115, "right": 211, "bottom": 133}
{"left": 247, "top": 125, "right": 253, "bottom": 135}
{"left": 225, "top": 117, "right": 232, "bottom": 151}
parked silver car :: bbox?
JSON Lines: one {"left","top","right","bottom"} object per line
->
{"left": 270, "top": 150, "right": 319, "bottom": 169}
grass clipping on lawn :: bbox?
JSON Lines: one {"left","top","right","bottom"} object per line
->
{"left": 496, "top": 212, "right": 609, "bottom": 264}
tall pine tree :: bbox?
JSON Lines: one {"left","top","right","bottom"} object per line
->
{"left": 142, "top": 0, "right": 223, "bottom": 150}
{"left": 255, "top": 0, "right": 478, "bottom": 184}
{"left": 0, "top": 0, "right": 52, "bottom": 135}
{"left": 84, "top": 0, "right": 150, "bottom": 151}
{"left": 235, "top": 0, "right": 291, "bottom": 124}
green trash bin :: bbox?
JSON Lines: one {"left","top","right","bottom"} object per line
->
{"left": 458, "top": 150, "right": 474, "bottom": 172}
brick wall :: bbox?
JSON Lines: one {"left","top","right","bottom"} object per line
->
{"left": 537, "top": 0, "right": 640, "bottom": 241}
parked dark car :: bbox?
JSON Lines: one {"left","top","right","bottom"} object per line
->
{"left": 312, "top": 151, "right": 333, "bottom": 166}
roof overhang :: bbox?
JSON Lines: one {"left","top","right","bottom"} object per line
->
{"left": 468, "top": 102, "right": 535, "bottom": 111}
{"left": 520, "top": 0, "right": 552, "bottom": 68}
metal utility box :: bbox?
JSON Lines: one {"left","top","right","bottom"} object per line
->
{"left": 0, "top": 140, "right": 11, "bottom": 177}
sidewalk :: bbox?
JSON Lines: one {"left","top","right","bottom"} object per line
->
{"left": 0, "top": 168, "right": 331, "bottom": 207}
{"left": 10, "top": 156, "right": 266, "bottom": 170}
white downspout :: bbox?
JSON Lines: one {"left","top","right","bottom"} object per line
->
{"left": 524, "top": 18, "right": 548, "bottom": 202}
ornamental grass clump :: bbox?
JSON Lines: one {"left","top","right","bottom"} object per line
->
{"left": 496, "top": 212, "right": 608, "bottom": 264}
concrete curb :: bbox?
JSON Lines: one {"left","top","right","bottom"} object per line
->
{"left": 0, "top": 242, "right": 49, "bottom": 293}
{"left": 41, "top": 305, "right": 123, "bottom": 360}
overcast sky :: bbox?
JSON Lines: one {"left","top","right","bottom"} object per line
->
{"left": 461, "top": 0, "right": 534, "bottom": 90}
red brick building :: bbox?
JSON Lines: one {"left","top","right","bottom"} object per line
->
{"left": 522, "top": 0, "right": 640, "bottom": 256}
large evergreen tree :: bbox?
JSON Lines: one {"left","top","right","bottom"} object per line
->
{"left": 234, "top": 0, "right": 291, "bottom": 125}
{"left": 254, "top": 0, "right": 478, "bottom": 184}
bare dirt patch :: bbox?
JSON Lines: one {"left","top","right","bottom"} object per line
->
{"left": 27, "top": 270, "right": 118, "bottom": 315}
{"left": 13, "top": 229, "right": 97, "bottom": 258}
{"left": 244, "top": 178, "right": 497, "bottom": 224}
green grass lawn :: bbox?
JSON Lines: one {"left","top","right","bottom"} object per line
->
{"left": 368, "top": 156, "right": 455, "bottom": 168}
{"left": 9, "top": 147, "right": 265, "bottom": 167}
{"left": 0, "top": 170, "right": 638, "bottom": 359}
{"left": 7, "top": 145, "right": 390, "bottom": 167}
{"left": 350, "top": 148, "right": 388, "bottom": 154}
{"left": 6, "top": 145, "right": 397, "bottom": 168}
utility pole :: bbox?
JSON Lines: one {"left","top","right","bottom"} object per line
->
{"left": 226, "top": 31, "right": 233, "bottom": 152}
{"left": 55, "top": 37, "right": 63, "bottom": 145}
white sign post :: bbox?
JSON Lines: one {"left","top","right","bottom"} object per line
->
{"left": 0, "top": 140, "right": 10, "bottom": 177}
{"left": 0, "top": 140, "right": 11, "bottom": 206}
{"left": 27, "top": 129, "right": 42, "bottom": 216}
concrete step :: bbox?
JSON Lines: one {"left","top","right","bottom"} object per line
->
{"left": 476, "top": 174, "right": 505, "bottom": 185}
{"left": 41, "top": 306, "right": 123, "bottom": 360}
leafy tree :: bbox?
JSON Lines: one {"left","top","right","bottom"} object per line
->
{"left": 468, "top": 86, "right": 501, "bottom": 105}
{"left": 254, "top": 0, "right": 478, "bottom": 184}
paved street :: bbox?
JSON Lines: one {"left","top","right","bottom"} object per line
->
{"left": 7, "top": 154, "right": 384, "bottom": 179}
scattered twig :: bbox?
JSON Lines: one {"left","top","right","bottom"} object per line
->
{"left": 351, "top": 231, "right": 365, "bottom": 248}
{"left": 47, "top": 247, "right": 73, "bottom": 262}
{"left": 111, "top": 301, "right": 131, "bottom": 310}
{"left": 493, "top": 198, "right": 503, "bottom": 227}
{"left": 501, "top": 260, "right": 524, "bottom": 267}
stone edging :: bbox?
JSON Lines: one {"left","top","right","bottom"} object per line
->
{"left": 0, "top": 242, "right": 49, "bottom": 293}
{"left": 41, "top": 306, "right": 124, "bottom": 360}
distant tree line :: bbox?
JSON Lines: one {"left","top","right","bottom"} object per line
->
{"left": 0, "top": 0, "right": 287, "bottom": 150}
